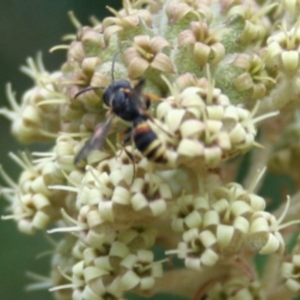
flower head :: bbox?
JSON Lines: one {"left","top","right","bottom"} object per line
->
{"left": 2, "top": 0, "right": 300, "bottom": 299}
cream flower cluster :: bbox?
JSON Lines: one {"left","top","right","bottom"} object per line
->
{"left": 282, "top": 234, "right": 300, "bottom": 293}
{"left": 156, "top": 81, "right": 261, "bottom": 167}
{"left": 2, "top": 0, "right": 300, "bottom": 299}
{"left": 205, "top": 276, "right": 266, "bottom": 300}
{"left": 1, "top": 56, "right": 62, "bottom": 143}
{"left": 169, "top": 182, "right": 287, "bottom": 272}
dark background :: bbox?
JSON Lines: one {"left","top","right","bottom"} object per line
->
{"left": 0, "top": 2, "right": 122, "bottom": 300}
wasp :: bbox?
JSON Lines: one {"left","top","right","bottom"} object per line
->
{"left": 74, "top": 55, "right": 167, "bottom": 165}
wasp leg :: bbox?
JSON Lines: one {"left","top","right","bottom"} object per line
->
{"left": 121, "top": 128, "right": 136, "bottom": 185}
{"left": 122, "top": 147, "right": 136, "bottom": 185}
{"left": 116, "top": 127, "right": 132, "bottom": 158}
{"left": 144, "top": 112, "right": 173, "bottom": 138}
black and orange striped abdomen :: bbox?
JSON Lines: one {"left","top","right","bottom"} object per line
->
{"left": 133, "top": 122, "right": 167, "bottom": 163}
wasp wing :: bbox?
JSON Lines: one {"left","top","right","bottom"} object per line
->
{"left": 132, "top": 79, "right": 146, "bottom": 97}
{"left": 129, "top": 79, "right": 148, "bottom": 110}
{"left": 74, "top": 116, "right": 113, "bottom": 164}
{"left": 130, "top": 79, "right": 161, "bottom": 110}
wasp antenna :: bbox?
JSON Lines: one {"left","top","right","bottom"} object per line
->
{"left": 111, "top": 52, "right": 120, "bottom": 82}
{"left": 74, "top": 86, "right": 105, "bottom": 99}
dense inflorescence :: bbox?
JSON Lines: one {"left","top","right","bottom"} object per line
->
{"left": 3, "top": 0, "right": 300, "bottom": 299}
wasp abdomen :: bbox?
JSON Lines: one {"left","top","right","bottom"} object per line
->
{"left": 133, "top": 122, "right": 167, "bottom": 163}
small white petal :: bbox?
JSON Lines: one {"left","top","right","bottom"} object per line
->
{"left": 185, "top": 257, "right": 202, "bottom": 271}
{"left": 137, "top": 249, "right": 154, "bottom": 262}
{"left": 111, "top": 186, "right": 131, "bottom": 205}
{"left": 177, "top": 139, "right": 204, "bottom": 157}
{"left": 158, "top": 183, "right": 172, "bottom": 199}
{"left": 259, "top": 234, "right": 280, "bottom": 254}
{"left": 110, "top": 169, "right": 125, "bottom": 186}
{"left": 180, "top": 120, "right": 204, "bottom": 138}
{"left": 82, "top": 285, "right": 102, "bottom": 300}
{"left": 233, "top": 216, "right": 249, "bottom": 234}
{"left": 32, "top": 211, "right": 50, "bottom": 229}
{"left": 285, "top": 278, "right": 300, "bottom": 293}
{"left": 149, "top": 199, "right": 167, "bottom": 216}
{"left": 281, "top": 262, "right": 294, "bottom": 278}
{"left": 292, "top": 254, "right": 300, "bottom": 267}
{"left": 183, "top": 228, "right": 198, "bottom": 243}
{"left": 199, "top": 230, "right": 217, "bottom": 248}
{"left": 121, "top": 254, "right": 137, "bottom": 269}
{"left": 200, "top": 248, "right": 219, "bottom": 267}
{"left": 94, "top": 256, "right": 114, "bottom": 271}
{"left": 203, "top": 210, "right": 219, "bottom": 227}
{"left": 139, "top": 276, "right": 155, "bottom": 290}
{"left": 84, "top": 266, "right": 108, "bottom": 282}
{"left": 131, "top": 192, "right": 148, "bottom": 211}
{"left": 110, "top": 241, "right": 130, "bottom": 258}
{"left": 98, "top": 201, "right": 114, "bottom": 222}
{"left": 229, "top": 123, "right": 246, "bottom": 144}
{"left": 216, "top": 224, "right": 234, "bottom": 249}
{"left": 166, "top": 109, "right": 186, "bottom": 133}
{"left": 281, "top": 50, "right": 299, "bottom": 71}
{"left": 120, "top": 270, "right": 140, "bottom": 290}
{"left": 185, "top": 210, "right": 202, "bottom": 229}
